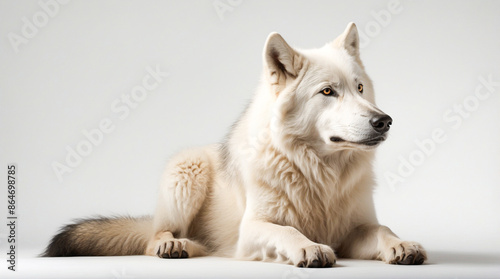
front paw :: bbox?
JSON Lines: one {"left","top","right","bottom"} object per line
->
{"left": 155, "top": 239, "right": 190, "bottom": 258}
{"left": 293, "top": 244, "right": 336, "bottom": 268}
{"left": 383, "top": 241, "right": 427, "bottom": 265}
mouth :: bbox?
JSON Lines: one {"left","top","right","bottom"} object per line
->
{"left": 329, "top": 136, "right": 386, "bottom": 146}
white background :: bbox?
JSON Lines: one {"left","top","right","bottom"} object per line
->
{"left": 0, "top": 0, "right": 499, "bottom": 277}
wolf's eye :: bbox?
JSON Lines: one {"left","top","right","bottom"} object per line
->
{"left": 358, "top": 84, "right": 364, "bottom": 93}
{"left": 320, "top": 88, "right": 336, "bottom": 96}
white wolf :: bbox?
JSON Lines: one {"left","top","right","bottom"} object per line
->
{"left": 44, "top": 22, "right": 426, "bottom": 267}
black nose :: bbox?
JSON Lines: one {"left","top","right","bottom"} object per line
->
{"left": 370, "top": 114, "right": 393, "bottom": 134}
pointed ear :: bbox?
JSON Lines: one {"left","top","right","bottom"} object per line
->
{"left": 333, "top": 22, "right": 360, "bottom": 57}
{"left": 264, "top": 32, "right": 303, "bottom": 89}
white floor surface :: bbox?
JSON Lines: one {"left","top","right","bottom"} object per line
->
{"left": 2, "top": 250, "right": 499, "bottom": 279}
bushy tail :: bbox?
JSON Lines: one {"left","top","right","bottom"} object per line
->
{"left": 42, "top": 216, "right": 153, "bottom": 257}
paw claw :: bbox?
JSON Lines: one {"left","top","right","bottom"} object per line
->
{"left": 309, "top": 259, "right": 321, "bottom": 268}
{"left": 294, "top": 244, "right": 336, "bottom": 268}
{"left": 152, "top": 238, "right": 193, "bottom": 259}
{"left": 404, "top": 254, "right": 414, "bottom": 264}
{"left": 415, "top": 255, "right": 425, "bottom": 265}
{"left": 386, "top": 241, "right": 426, "bottom": 265}
{"left": 181, "top": 250, "right": 188, "bottom": 258}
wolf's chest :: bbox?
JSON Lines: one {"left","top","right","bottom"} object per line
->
{"left": 253, "top": 144, "right": 362, "bottom": 246}
{"left": 258, "top": 179, "right": 357, "bottom": 246}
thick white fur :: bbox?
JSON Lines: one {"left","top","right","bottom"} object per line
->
{"left": 147, "top": 23, "right": 426, "bottom": 267}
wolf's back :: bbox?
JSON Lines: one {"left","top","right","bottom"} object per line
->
{"left": 43, "top": 216, "right": 153, "bottom": 257}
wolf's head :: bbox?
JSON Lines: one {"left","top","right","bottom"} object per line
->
{"left": 263, "top": 23, "right": 392, "bottom": 154}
